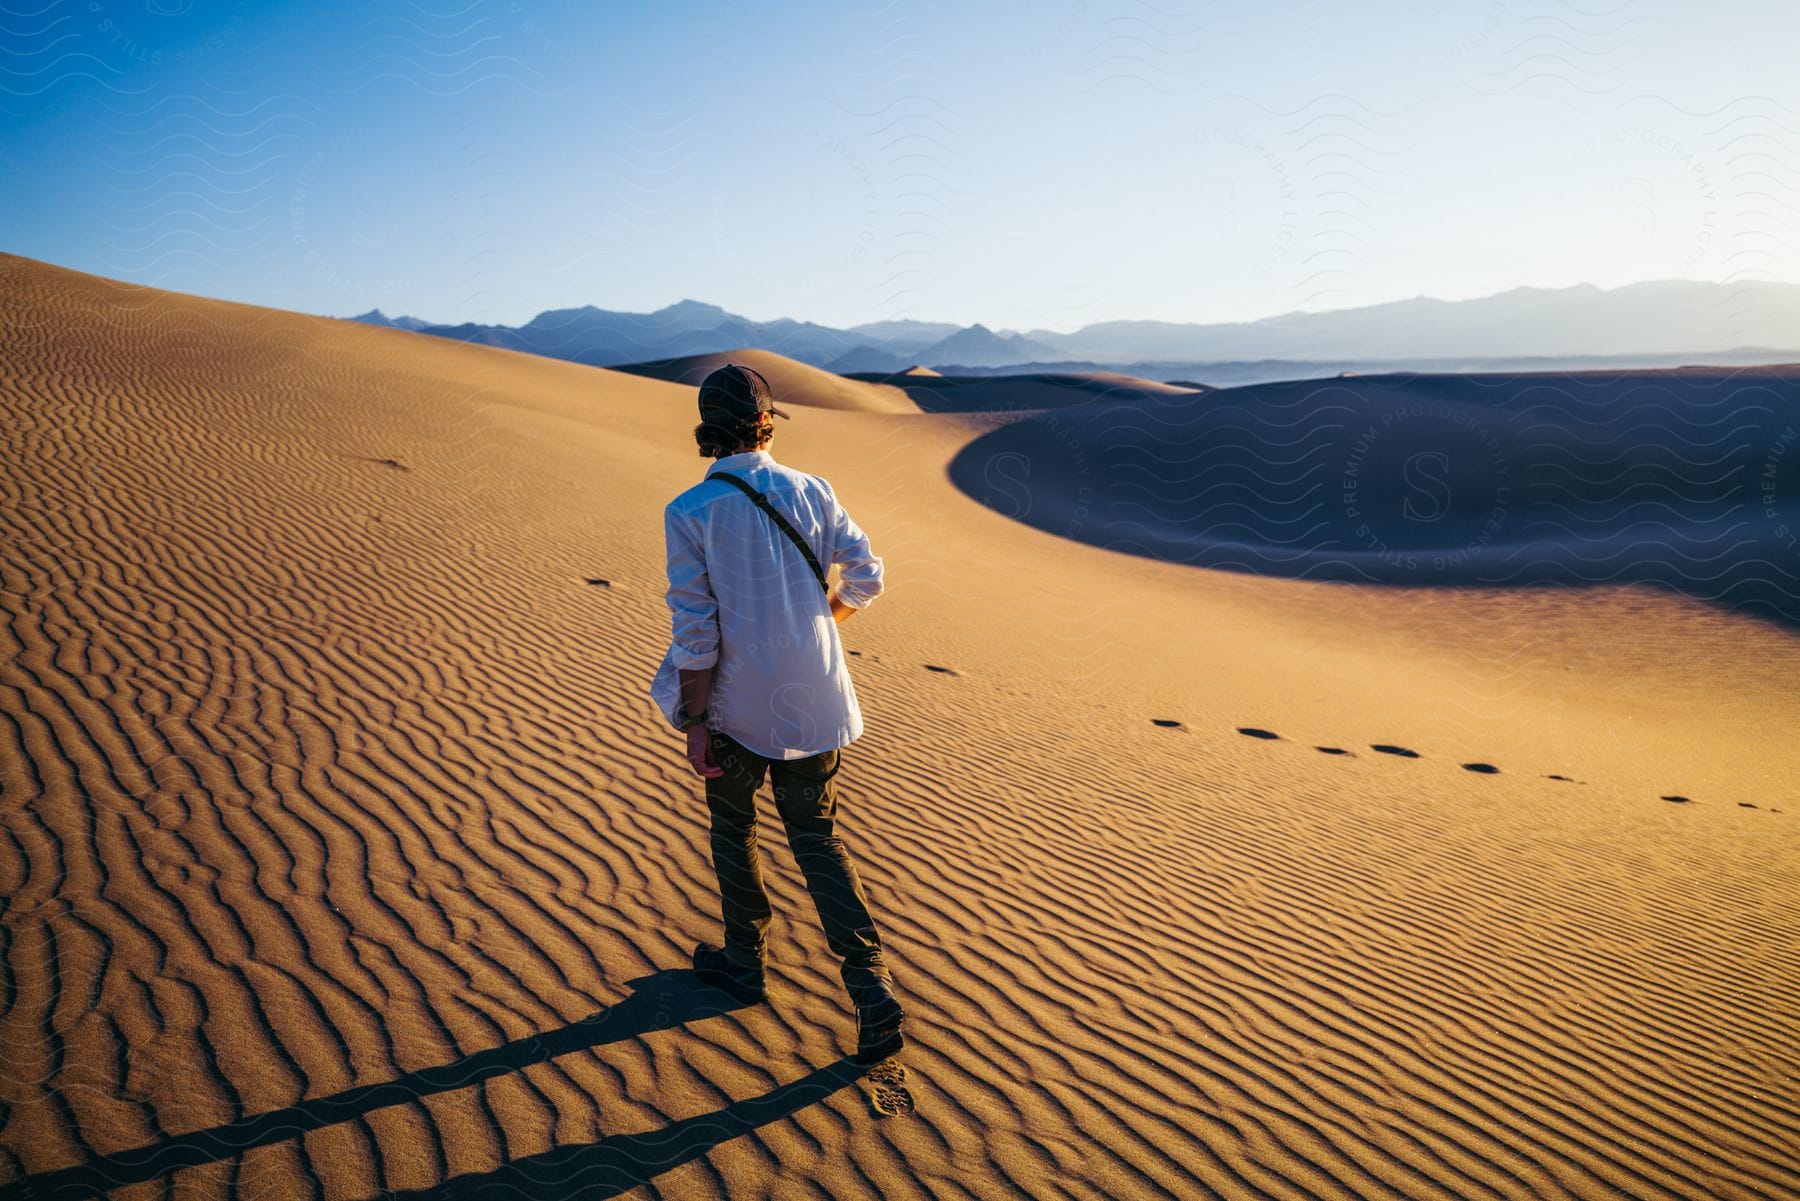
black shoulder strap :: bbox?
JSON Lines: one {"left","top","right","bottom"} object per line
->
{"left": 711, "top": 472, "right": 829, "bottom": 593}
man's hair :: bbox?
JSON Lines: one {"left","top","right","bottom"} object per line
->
{"left": 694, "top": 410, "right": 774, "bottom": 458}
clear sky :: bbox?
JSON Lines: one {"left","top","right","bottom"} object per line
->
{"left": 4, "top": 0, "right": 1797, "bottom": 333}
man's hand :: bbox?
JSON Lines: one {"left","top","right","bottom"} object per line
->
{"left": 830, "top": 592, "right": 857, "bottom": 624}
{"left": 686, "top": 724, "right": 723, "bottom": 778}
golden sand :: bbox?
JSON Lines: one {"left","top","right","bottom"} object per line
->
{"left": 2, "top": 253, "right": 1795, "bottom": 1199}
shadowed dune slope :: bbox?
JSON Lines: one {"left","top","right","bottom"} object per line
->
{"left": 610, "top": 348, "right": 919, "bottom": 414}
{"left": 949, "top": 368, "right": 1800, "bottom": 624}
{"left": 2, "top": 253, "right": 1798, "bottom": 1200}
{"left": 843, "top": 368, "right": 1204, "bottom": 413}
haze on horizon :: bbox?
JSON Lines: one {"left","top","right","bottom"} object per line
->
{"left": 4, "top": 0, "right": 1798, "bottom": 334}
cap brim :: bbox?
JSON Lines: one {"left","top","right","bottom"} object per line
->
{"left": 769, "top": 405, "right": 792, "bottom": 419}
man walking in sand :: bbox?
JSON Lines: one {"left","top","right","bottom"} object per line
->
{"left": 650, "top": 362, "right": 906, "bottom": 1064}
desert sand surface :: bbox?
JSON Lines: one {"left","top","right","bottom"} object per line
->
{"left": 612, "top": 349, "right": 919, "bottom": 415}
{"left": 842, "top": 367, "right": 1206, "bottom": 413}
{"left": 2, "top": 252, "right": 1796, "bottom": 1200}
{"left": 948, "top": 366, "right": 1800, "bottom": 608}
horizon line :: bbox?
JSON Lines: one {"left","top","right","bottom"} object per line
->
{"left": 334, "top": 274, "right": 1800, "bottom": 338}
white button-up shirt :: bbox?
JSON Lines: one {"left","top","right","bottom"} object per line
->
{"left": 650, "top": 449, "right": 885, "bottom": 759}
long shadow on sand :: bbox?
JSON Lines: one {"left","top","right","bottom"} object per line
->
{"left": 13, "top": 970, "right": 860, "bottom": 1201}
{"left": 382, "top": 1061, "right": 865, "bottom": 1200}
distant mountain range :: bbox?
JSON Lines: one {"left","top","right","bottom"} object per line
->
{"left": 348, "top": 280, "right": 1800, "bottom": 379}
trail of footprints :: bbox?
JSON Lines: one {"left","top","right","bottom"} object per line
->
{"left": 699, "top": 657, "right": 1762, "bottom": 1108}
{"left": 1142, "top": 720, "right": 1784, "bottom": 815}
{"left": 862, "top": 655, "right": 1781, "bottom": 815}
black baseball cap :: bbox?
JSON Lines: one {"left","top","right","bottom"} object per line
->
{"left": 698, "top": 362, "right": 791, "bottom": 423}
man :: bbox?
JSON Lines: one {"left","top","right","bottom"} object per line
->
{"left": 649, "top": 362, "right": 905, "bottom": 1063}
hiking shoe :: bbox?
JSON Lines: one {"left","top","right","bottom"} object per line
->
{"left": 853, "top": 988, "right": 906, "bottom": 1063}
{"left": 692, "top": 943, "right": 767, "bottom": 1005}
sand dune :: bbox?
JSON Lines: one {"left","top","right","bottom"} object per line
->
{"left": 2, "top": 252, "right": 1797, "bottom": 1200}
{"left": 611, "top": 348, "right": 920, "bottom": 414}
{"left": 844, "top": 366, "right": 1204, "bottom": 413}
{"left": 950, "top": 367, "right": 1800, "bottom": 624}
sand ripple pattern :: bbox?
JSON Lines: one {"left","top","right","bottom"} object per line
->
{"left": 2, "top": 255, "right": 1798, "bottom": 1199}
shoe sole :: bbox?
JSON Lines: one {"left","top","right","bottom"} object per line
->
{"left": 854, "top": 1012, "right": 905, "bottom": 1063}
{"left": 854, "top": 1028, "right": 905, "bottom": 1063}
{"left": 694, "top": 967, "right": 767, "bottom": 1006}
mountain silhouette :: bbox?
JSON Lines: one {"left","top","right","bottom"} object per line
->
{"left": 346, "top": 280, "right": 1800, "bottom": 379}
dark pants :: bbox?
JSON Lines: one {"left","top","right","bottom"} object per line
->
{"left": 703, "top": 727, "right": 895, "bottom": 1002}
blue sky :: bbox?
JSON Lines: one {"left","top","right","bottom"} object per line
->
{"left": 4, "top": 0, "right": 1798, "bottom": 332}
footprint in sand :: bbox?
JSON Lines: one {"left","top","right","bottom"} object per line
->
{"left": 1739, "top": 802, "right": 1758, "bottom": 809}
{"left": 864, "top": 1058, "right": 915, "bottom": 1118}
{"left": 1151, "top": 718, "right": 1183, "bottom": 728}
{"left": 1232, "top": 730, "right": 1707, "bottom": 807}
{"left": 585, "top": 578, "right": 610, "bottom": 587}
{"left": 923, "top": 664, "right": 959, "bottom": 676}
